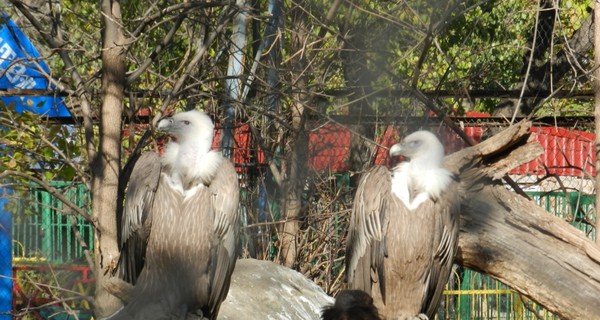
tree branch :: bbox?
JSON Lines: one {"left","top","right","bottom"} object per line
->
{"left": 9, "top": 0, "right": 97, "bottom": 168}
{"left": 151, "top": 5, "right": 239, "bottom": 127}
{"left": 127, "top": 14, "right": 186, "bottom": 83}
{"left": 0, "top": 170, "right": 92, "bottom": 223}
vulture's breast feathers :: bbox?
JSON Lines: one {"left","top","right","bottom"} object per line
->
{"left": 157, "top": 110, "right": 223, "bottom": 193}
{"left": 390, "top": 163, "right": 454, "bottom": 210}
{"left": 388, "top": 130, "right": 454, "bottom": 210}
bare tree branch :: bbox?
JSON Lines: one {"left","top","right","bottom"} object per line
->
{"left": 9, "top": 0, "right": 97, "bottom": 167}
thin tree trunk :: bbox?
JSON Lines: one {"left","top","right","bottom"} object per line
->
{"left": 93, "top": 0, "right": 127, "bottom": 317}
{"left": 280, "top": 102, "right": 308, "bottom": 268}
{"left": 279, "top": 0, "right": 310, "bottom": 268}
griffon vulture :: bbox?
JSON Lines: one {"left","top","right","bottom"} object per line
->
{"left": 111, "top": 110, "right": 240, "bottom": 320}
{"left": 346, "top": 130, "right": 459, "bottom": 320}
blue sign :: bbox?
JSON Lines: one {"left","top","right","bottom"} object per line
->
{"left": 0, "top": 13, "right": 70, "bottom": 117}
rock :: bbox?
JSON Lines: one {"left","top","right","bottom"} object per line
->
{"left": 218, "top": 259, "right": 334, "bottom": 320}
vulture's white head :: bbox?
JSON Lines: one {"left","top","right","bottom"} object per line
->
{"left": 157, "top": 110, "right": 221, "bottom": 189}
{"left": 157, "top": 110, "right": 215, "bottom": 145}
{"left": 389, "top": 130, "right": 452, "bottom": 209}
{"left": 389, "top": 130, "right": 445, "bottom": 169}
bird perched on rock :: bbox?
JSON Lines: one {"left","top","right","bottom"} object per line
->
{"left": 346, "top": 130, "right": 459, "bottom": 320}
{"left": 111, "top": 110, "right": 240, "bottom": 320}
{"left": 321, "top": 289, "right": 381, "bottom": 320}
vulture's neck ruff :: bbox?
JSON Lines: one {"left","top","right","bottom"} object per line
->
{"left": 389, "top": 131, "right": 453, "bottom": 210}
{"left": 158, "top": 110, "right": 222, "bottom": 193}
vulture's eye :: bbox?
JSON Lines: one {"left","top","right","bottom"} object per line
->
{"left": 182, "top": 120, "right": 191, "bottom": 125}
{"left": 409, "top": 140, "right": 421, "bottom": 148}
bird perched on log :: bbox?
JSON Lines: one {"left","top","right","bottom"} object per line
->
{"left": 321, "top": 289, "right": 382, "bottom": 320}
{"left": 345, "top": 130, "right": 459, "bottom": 320}
{"left": 111, "top": 110, "right": 240, "bottom": 320}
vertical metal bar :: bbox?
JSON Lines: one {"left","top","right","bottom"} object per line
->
{"left": 64, "top": 188, "right": 72, "bottom": 262}
{"left": 0, "top": 187, "right": 13, "bottom": 319}
{"left": 41, "top": 189, "right": 53, "bottom": 261}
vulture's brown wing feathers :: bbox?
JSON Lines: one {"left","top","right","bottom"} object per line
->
{"left": 116, "top": 152, "right": 161, "bottom": 284}
{"left": 346, "top": 166, "right": 391, "bottom": 299}
{"left": 207, "top": 159, "right": 240, "bottom": 317}
{"left": 422, "top": 188, "right": 459, "bottom": 318}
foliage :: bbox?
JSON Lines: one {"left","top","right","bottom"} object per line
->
{"left": 316, "top": 0, "right": 593, "bottom": 115}
{"left": 1, "top": 0, "right": 597, "bottom": 317}
{"left": 0, "top": 103, "right": 83, "bottom": 183}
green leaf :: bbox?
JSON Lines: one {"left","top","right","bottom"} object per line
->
{"left": 58, "top": 166, "right": 77, "bottom": 181}
{"left": 44, "top": 171, "right": 55, "bottom": 181}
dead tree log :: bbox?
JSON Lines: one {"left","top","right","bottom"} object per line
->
{"left": 445, "top": 121, "right": 600, "bottom": 319}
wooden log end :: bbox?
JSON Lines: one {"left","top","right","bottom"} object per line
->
{"left": 104, "top": 277, "right": 134, "bottom": 303}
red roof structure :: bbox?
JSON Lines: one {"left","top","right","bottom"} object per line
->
{"left": 208, "top": 113, "right": 595, "bottom": 178}
{"left": 521, "top": 127, "right": 595, "bottom": 177}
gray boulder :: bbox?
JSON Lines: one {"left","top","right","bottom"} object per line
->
{"left": 218, "top": 259, "right": 334, "bottom": 320}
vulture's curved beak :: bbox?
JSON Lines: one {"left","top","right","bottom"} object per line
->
{"left": 156, "top": 117, "right": 174, "bottom": 132}
{"left": 389, "top": 143, "right": 404, "bottom": 157}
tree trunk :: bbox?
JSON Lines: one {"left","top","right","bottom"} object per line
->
{"left": 222, "top": 0, "right": 248, "bottom": 157}
{"left": 279, "top": 107, "right": 308, "bottom": 268}
{"left": 93, "top": 0, "right": 127, "bottom": 317}
{"left": 444, "top": 121, "right": 600, "bottom": 320}
{"left": 279, "top": 0, "right": 310, "bottom": 268}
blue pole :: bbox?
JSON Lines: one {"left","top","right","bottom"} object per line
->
{"left": 0, "top": 188, "right": 12, "bottom": 319}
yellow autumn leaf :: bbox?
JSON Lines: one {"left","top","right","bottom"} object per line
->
{"left": 7, "top": 159, "right": 17, "bottom": 168}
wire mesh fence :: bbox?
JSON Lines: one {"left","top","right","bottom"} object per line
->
{"left": 8, "top": 183, "right": 93, "bottom": 319}
{"left": 5, "top": 116, "right": 597, "bottom": 319}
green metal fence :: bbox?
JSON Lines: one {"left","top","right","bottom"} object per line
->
{"left": 529, "top": 191, "right": 596, "bottom": 240}
{"left": 438, "top": 268, "right": 561, "bottom": 320}
{"left": 9, "top": 182, "right": 596, "bottom": 319}
{"left": 12, "top": 182, "right": 92, "bottom": 264}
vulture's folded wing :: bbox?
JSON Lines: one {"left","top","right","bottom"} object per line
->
{"left": 423, "top": 184, "right": 460, "bottom": 318}
{"left": 116, "top": 151, "right": 162, "bottom": 284}
{"left": 208, "top": 159, "right": 240, "bottom": 316}
{"left": 346, "top": 165, "right": 391, "bottom": 299}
